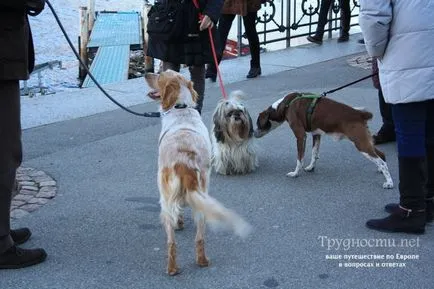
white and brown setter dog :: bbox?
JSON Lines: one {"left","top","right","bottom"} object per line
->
{"left": 145, "top": 70, "right": 251, "bottom": 276}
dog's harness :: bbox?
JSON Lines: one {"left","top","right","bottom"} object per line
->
{"left": 284, "top": 93, "right": 322, "bottom": 131}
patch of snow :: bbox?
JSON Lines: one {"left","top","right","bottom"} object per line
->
{"left": 25, "top": 0, "right": 147, "bottom": 93}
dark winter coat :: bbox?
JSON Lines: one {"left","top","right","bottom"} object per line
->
{"left": 221, "top": 0, "right": 261, "bottom": 16}
{"left": 147, "top": 0, "right": 224, "bottom": 66}
{"left": 0, "top": 1, "right": 35, "bottom": 80}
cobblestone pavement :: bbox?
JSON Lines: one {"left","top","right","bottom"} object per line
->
{"left": 347, "top": 53, "right": 372, "bottom": 70}
{"left": 10, "top": 167, "right": 57, "bottom": 219}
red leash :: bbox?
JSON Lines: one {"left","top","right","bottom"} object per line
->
{"left": 192, "top": 0, "right": 227, "bottom": 99}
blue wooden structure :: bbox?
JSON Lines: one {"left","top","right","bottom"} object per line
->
{"left": 82, "top": 11, "right": 142, "bottom": 88}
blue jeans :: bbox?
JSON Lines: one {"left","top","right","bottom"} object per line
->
{"left": 392, "top": 100, "right": 434, "bottom": 157}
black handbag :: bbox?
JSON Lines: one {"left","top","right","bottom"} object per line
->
{"left": 146, "top": 0, "right": 188, "bottom": 43}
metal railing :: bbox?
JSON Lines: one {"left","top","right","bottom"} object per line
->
{"left": 21, "top": 60, "right": 63, "bottom": 97}
{"left": 235, "top": 0, "right": 360, "bottom": 55}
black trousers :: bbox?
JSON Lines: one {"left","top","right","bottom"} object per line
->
{"left": 378, "top": 89, "right": 394, "bottom": 129}
{"left": 315, "top": 0, "right": 351, "bottom": 36}
{"left": 0, "top": 80, "right": 22, "bottom": 254}
{"left": 210, "top": 12, "right": 260, "bottom": 71}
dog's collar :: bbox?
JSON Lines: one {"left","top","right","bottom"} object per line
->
{"left": 161, "top": 103, "right": 189, "bottom": 116}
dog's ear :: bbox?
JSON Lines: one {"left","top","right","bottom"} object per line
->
{"left": 257, "top": 110, "right": 271, "bottom": 130}
{"left": 213, "top": 113, "right": 225, "bottom": 143}
{"left": 247, "top": 112, "right": 254, "bottom": 138}
{"left": 186, "top": 80, "right": 199, "bottom": 104}
{"left": 159, "top": 73, "right": 181, "bottom": 110}
{"left": 145, "top": 73, "right": 159, "bottom": 90}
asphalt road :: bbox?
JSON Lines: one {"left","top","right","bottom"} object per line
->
{"left": 2, "top": 56, "right": 433, "bottom": 289}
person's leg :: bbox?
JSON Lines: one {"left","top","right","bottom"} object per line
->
{"left": 162, "top": 62, "right": 181, "bottom": 72}
{"left": 0, "top": 80, "right": 21, "bottom": 255}
{"left": 189, "top": 65, "right": 206, "bottom": 114}
{"left": 243, "top": 12, "right": 261, "bottom": 78}
{"left": 373, "top": 88, "right": 396, "bottom": 144}
{"left": 307, "top": 0, "right": 333, "bottom": 44}
{"left": 337, "top": 0, "right": 351, "bottom": 42}
{"left": 216, "top": 14, "right": 236, "bottom": 63}
{"left": 206, "top": 14, "right": 235, "bottom": 81}
{"left": 367, "top": 101, "right": 427, "bottom": 234}
{"left": 0, "top": 80, "right": 46, "bottom": 269}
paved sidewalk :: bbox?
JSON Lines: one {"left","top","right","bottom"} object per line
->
{"left": 20, "top": 33, "right": 366, "bottom": 129}
{"left": 2, "top": 34, "right": 433, "bottom": 289}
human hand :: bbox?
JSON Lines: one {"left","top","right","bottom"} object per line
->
{"left": 199, "top": 15, "right": 214, "bottom": 31}
{"left": 26, "top": 0, "right": 45, "bottom": 16}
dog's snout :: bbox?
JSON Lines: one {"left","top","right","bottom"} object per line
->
{"left": 253, "top": 129, "right": 263, "bottom": 138}
{"left": 232, "top": 109, "right": 243, "bottom": 119}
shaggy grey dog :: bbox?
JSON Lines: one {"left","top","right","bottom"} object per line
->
{"left": 211, "top": 91, "right": 258, "bottom": 175}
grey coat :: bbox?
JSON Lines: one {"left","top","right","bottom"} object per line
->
{"left": 359, "top": 0, "right": 434, "bottom": 104}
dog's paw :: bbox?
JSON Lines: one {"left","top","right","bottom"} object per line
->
{"left": 196, "top": 256, "right": 210, "bottom": 267}
{"left": 383, "top": 182, "right": 394, "bottom": 189}
{"left": 167, "top": 266, "right": 180, "bottom": 276}
{"left": 304, "top": 165, "right": 315, "bottom": 172}
{"left": 286, "top": 171, "right": 300, "bottom": 178}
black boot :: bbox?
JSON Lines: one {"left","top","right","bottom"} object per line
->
{"left": 386, "top": 149, "right": 434, "bottom": 222}
{"left": 308, "top": 0, "right": 328, "bottom": 45}
{"left": 0, "top": 246, "right": 47, "bottom": 269}
{"left": 366, "top": 207, "right": 426, "bottom": 234}
{"left": 385, "top": 201, "right": 433, "bottom": 222}
{"left": 373, "top": 124, "right": 396, "bottom": 145}
{"left": 337, "top": 32, "right": 349, "bottom": 43}
{"left": 307, "top": 34, "right": 323, "bottom": 45}
{"left": 246, "top": 67, "right": 261, "bottom": 78}
{"left": 247, "top": 38, "right": 261, "bottom": 79}
{"left": 427, "top": 199, "right": 434, "bottom": 223}
{"left": 398, "top": 157, "right": 426, "bottom": 209}
{"left": 337, "top": 0, "right": 350, "bottom": 43}
{"left": 367, "top": 157, "right": 427, "bottom": 233}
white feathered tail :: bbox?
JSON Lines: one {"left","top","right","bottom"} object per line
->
{"left": 186, "top": 191, "right": 252, "bottom": 238}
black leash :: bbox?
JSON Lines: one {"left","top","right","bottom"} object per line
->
{"left": 45, "top": 0, "right": 160, "bottom": 118}
{"left": 321, "top": 73, "right": 377, "bottom": 96}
